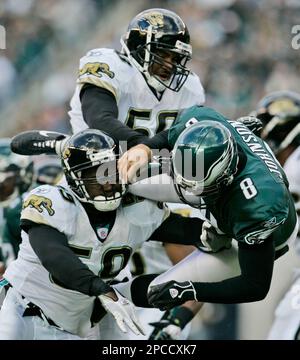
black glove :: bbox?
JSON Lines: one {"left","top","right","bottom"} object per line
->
{"left": 148, "top": 280, "right": 198, "bottom": 311}
{"left": 149, "top": 306, "right": 194, "bottom": 340}
{"left": 236, "top": 115, "right": 263, "bottom": 136}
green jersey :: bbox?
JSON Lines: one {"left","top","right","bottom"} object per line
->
{"left": 2, "top": 196, "right": 23, "bottom": 260}
{"left": 169, "top": 106, "right": 297, "bottom": 248}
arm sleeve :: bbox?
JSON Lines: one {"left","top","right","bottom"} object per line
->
{"left": 80, "top": 84, "right": 171, "bottom": 150}
{"left": 26, "top": 223, "right": 111, "bottom": 296}
{"left": 192, "top": 239, "right": 275, "bottom": 303}
{"left": 149, "top": 212, "right": 204, "bottom": 246}
{"left": 80, "top": 84, "right": 148, "bottom": 148}
{"left": 141, "top": 130, "right": 171, "bottom": 150}
{"left": 129, "top": 174, "right": 183, "bottom": 202}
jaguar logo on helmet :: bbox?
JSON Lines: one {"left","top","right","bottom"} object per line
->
{"left": 268, "top": 99, "right": 299, "bottom": 117}
{"left": 256, "top": 91, "right": 300, "bottom": 154}
{"left": 142, "top": 12, "right": 164, "bottom": 28}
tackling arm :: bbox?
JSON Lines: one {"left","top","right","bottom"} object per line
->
{"left": 25, "top": 223, "right": 144, "bottom": 335}
{"left": 148, "top": 239, "right": 275, "bottom": 309}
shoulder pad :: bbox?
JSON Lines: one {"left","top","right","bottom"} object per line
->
{"left": 21, "top": 185, "right": 77, "bottom": 236}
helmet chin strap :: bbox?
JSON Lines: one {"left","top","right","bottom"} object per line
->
{"left": 93, "top": 196, "right": 121, "bottom": 212}
{"left": 146, "top": 74, "right": 169, "bottom": 93}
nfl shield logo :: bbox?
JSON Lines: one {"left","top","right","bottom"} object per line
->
{"left": 97, "top": 226, "right": 109, "bottom": 240}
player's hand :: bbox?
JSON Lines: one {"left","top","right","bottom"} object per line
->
{"left": 99, "top": 288, "right": 145, "bottom": 336}
{"left": 148, "top": 281, "right": 198, "bottom": 311}
{"left": 118, "top": 144, "right": 152, "bottom": 183}
{"left": 236, "top": 115, "right": 263, "bottom": 136}
{"left": 200, "top": 221, "right": 232, "bottom": 253}
{"left": 149, "top": 319, "right": 182, "bottom": 340}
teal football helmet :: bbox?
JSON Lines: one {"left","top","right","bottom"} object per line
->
{"left": 172, "top": 121, "right": 238, "bottom": 200}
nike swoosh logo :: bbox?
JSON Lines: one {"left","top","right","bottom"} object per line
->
{"left": 39, "top": 131, "right": 59, "bottom": 137}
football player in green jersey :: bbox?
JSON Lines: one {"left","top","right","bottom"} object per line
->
{"left": 126, "top": 105, "right": 298, "bottom": 309}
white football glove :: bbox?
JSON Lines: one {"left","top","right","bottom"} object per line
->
{"left": 200, "top": 221, "right": 232, "bottom": 252}
{"left": 99, "top": 289, "right": 145, "bottom": 336}
{"left": 150, "top": 320, "right": 182, "bottom": 340}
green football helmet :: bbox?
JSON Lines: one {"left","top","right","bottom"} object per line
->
{"left": 172, "top": 121, "right": 238, "bottom": 199}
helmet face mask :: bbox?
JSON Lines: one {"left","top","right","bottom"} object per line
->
{"left": 121, "top": 8, "right": 192, "bottom": 92}
{"left": 256, "top": 91, "right": 300, "bottom": 154}
{"left": 62, "top": 130, "right": 127, "bottom": 212}
{"left": 172, "top": 121, "right": 238, "bottom": 200}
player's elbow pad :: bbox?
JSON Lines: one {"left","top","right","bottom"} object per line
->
{"left": 247, "top": 279, "right": 271, "bottom": 301}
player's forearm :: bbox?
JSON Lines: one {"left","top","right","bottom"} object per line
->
{"left": 150, "top": 212, "right": 203, "bottom": 246}
{"left": 192, "top": 240, "right": 275, "bottom": 303}
{"left": 80, "top": 84, "right": 148, "bottom": 148}
{"left": 129, "top": 174, "right": 182, "bottom": 202}
{"left": 141, "top": 130, "right": 171, "bottom": 150}
{"left": 27, "top": 224, "right": 111, "bottom": 296}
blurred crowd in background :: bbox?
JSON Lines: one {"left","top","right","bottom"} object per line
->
{"left": 0, "top": 0, "right": 299, "bottom": 340}
{"left": 0, "top": 0, "right": 299, "bottom": 137}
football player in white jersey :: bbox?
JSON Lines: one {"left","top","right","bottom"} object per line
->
{"left": 67, "top": 7, "right": 206, "bottom": 340}
{"left": 0, "top": 129, "right": 205, "bottom": 340}
{"left": 69, "top": 8, "right": 204, "bottom": 157}
{"left": 254, "top": 91, "right": 300, "bottom": 340}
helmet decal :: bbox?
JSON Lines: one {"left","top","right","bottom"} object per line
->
{"left": 256, "top": 90, "right": 300, "bottom": 154}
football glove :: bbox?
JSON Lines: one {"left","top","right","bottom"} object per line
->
{"left": 99, "top": 289, "right": 145, "bottom": 336}
{"left": 236, "top": 115, "right": 263, "bottom": 136}
{"left": 200, "top": 221, "right": 232, "bottom": 253}
{"left": 149, "top": 306, "right": 194, "bottom": 340}
{"left": 148, "top": 280, "right": 198, "bottom": 311}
